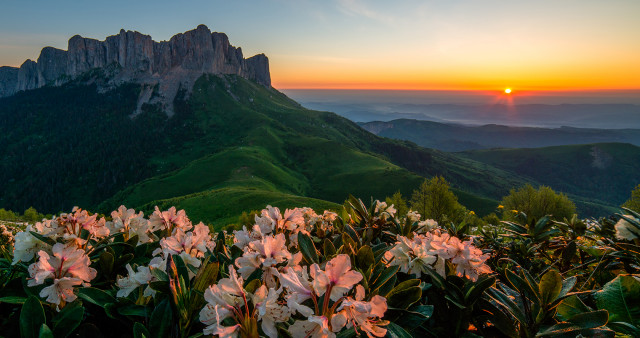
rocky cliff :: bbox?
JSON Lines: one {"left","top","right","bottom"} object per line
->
{"left": 0, "top": 25, "right": 271, "bottom": 114}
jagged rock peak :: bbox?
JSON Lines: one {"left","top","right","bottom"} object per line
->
{"left": 0, "top": 25, "right": 271, "bottom": 113}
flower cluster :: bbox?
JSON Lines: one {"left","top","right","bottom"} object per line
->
{"left": 384, "top": 231, "right": 492, "bottom": 281}
{"left": 117, "top": 207, "right": 216, "bottom": 297}
{"left": 28, "top": 243, "right": 97, "bottom": 308}
{"left": 200, "top": 254, "right": 388, "bottom": 338}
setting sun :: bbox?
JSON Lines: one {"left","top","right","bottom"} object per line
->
{"left": 505, "top": 88, "right": 512, "bottom": 94}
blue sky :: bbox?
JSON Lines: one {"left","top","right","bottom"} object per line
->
{"left": 1, "top": 0, "right": 639, "bottom": 90}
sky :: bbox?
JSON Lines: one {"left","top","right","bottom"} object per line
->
{"left": 1, "top": 0, "right": 639, "bottom": 91}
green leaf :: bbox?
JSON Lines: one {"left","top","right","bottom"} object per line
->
{"left": 38, "top": 324, "right": 54, "bottom": 338}
{"left": 392, "top": 305, "right": 434, "bottom": 328}
{"left": 387, "top": 280, "right": 422, "bottom": 309}
{"left": 29, "top": 231, "right": 56, "bottom": 246}
{"left": 133, "top": 322, "right": 151, "bottom": 338}
{"left": 150, "top": 298, "right": 173, "bottom": 338}
{"left": 464, "top": 276, "right": 496, "bottom": 305}
{"left": 480, "top": 298, "right": 518, "bottom": 337}
{"left": 76, "top": 287, "right": 116, "bottom": 308}
{"left": 594, "top": 275, "right": 640, "bottom": 326}
{"left": 298, "top": 232, "right": 319, "bottom": 264}
{"left": 385, "top": 322, "right": 413, "bottom": 338}
{"left": 170, "top": 254, "right": 190, "bottom": 283}
{"left": 323, "top": 238, "right": 336, "bottom": 258}
{"left": 356, "top": 245, "right": 374, "bottom": 270}
{"left": 99, "top": 251, "right": 115, "bottom": 276}
{"left": 118, "top": 304, "right": 150, "bottom": 317}
{"left": 0, "top": 296, "right": 27, "bottom": 304}
{"left": 369, "top": 265, "right": 399, "bottom": 292}
{"left": 52, "top": 305, "right": 84, "bottom": 337}
{"left": 244, "top": 279, "right": 261, "bottom": 294}
{"left": 150, "top": 266, "right": 169, "bottom": 282}
{"left": 556, "top": 295, "right": 591, "bottom": 321}
{"left": 566, "top": 309, "right": 609, "bottom": 329}
{"left": 149, "top": 281, "right": 170, "bottom": 294}
{"left": 20, "top": 296, "right": 46, "bottom": 338}
{"left": 539, "top": 269, "right": 563, "bottom": 306}
{"left": 607, "top": 321, "right": 640, "bottom": 336}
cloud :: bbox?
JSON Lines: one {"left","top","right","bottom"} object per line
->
{"left": 335, "top": 0, "right": 395, "bottom": 24}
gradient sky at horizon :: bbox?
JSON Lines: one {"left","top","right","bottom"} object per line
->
{"left": 1, "top": 0, "right": 639, "bottom": 91}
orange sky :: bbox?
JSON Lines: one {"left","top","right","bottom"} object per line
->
{"left": 1, "top": 1, "right": 639, "bottom": 91}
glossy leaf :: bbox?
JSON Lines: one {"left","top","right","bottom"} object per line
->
{"left": 20, "top": 296, "right": 46, "bottom": 338}
{"left": 594, "top": 275, "right": 640, "bottom": 326}
{"left": 298, "top": 232, "right": 319, "bottom": 264}
{"left": 77, "top": 287, "right": 116, "bottom": 308}
{"left": 539, "top": 270, "right": 562, "bottom": 306}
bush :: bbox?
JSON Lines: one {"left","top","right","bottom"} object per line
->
{"left": 1, "top": 197, "right": 638, "bottom": 337}
{"left": 501, "top": 184, "right": 576, "bottom": 222}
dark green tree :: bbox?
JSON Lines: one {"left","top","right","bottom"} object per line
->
{"left": 501, "top": 184, "right": 576, "bottom": 222}
{"left": 386, "top": 191, "right": 408, "bottom": 217}
{"left": 622, "top": 184, "right": 640, "bottom": 212}
{"left": 410, "top": 176, "right": 460, "bottom": 224}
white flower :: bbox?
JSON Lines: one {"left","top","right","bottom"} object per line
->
{"left": 289, "top": 316, "right": 335, "bottom": 338}
{"left": 12, "top": 229, "right": 47, "bottom": 264}
{"left": 253, "top": 285, "right": 290, "bottom": 338}
{"left": 116, "top": 264, "right": 153, "bottom": 298}
{"left": 407, "top": 211, "right": 421, "bottom": 223}
{"left": 39, "top": 277, "right": 83, "bottom": 306}
{"left": 278, "top": 267, "right": 314, "bottom": 317}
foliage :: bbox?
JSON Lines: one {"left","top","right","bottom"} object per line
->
{"left": 410, "top": 176, "right": 462, "bottom": 225}
{"left": 623, "top": 184, "right": 640, "bottom": 213}
{"left": 1, "top": 195, "right": 638, "bottom": 337}
{"left": 385, "top": 191, "right": 409, "bottom": 217}
{"left": 501, "top": 184, "right": 576, "bottom": 222}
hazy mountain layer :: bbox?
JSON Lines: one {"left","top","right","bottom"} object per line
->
{"left": 360, "top": 119, "right": 640, "bottom": 151}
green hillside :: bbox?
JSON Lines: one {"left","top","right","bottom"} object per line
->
{"left": 0, "top": 73, "right": 542, "bottom": 227}
{"left": 460, "top": 143, "right": 640, "bottom": 215}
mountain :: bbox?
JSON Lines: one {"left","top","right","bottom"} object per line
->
{"left": 459, "top": 143, "right": 640, "bottom": 216}
{"left": 360, "top": 119, "right": 640, "bottom": 151}
{"left": 1, "top": 26, "right": 543, "bottom": 226}
{"left": 0, "top": 24, "right": 269, "bottom": 114}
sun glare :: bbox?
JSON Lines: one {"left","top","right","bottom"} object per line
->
{"left": 504, "top": 88, "right": 512, "bottom": 94}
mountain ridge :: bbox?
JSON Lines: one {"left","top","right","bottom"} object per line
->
{"left": 0, "top": 25, "right": 270, "bottom": 114}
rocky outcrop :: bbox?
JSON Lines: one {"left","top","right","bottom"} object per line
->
{"left": 0, "top": 25, "right": 271, "bottom": 114}
{"left": 0, "top": 66, "right": 19, "bottom": 97}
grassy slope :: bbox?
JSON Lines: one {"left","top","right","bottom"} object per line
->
{"left": 460, "top": 143, "right": 640, "bottom": 215}
{"left": 102, "top": 75, "right": 535, "bottom": 226}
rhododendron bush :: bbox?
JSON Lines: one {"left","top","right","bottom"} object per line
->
{"left": 1, "top": 197, "right": 639, "bottom": 337}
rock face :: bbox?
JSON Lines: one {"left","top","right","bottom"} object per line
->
{"left": 0, "top": 66, "right": 19, "bottom": 97}
{"left": 0, "top": 25, "right": 271, "bottom": 114}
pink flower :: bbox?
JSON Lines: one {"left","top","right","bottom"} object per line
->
{"left": 28, "top": 243, "right": 97, "bottom": 307}
{"left": 200, "top": 303, "right": 240, "bottom": 337}
{"left": 39, "top": 277, "right": 83, "bottom": 306}
{"left": 289, "top": 316, "right": 335, "bottom": 338}
{"left": 331, "top": 286, "right": 388, "bottom": 337}
{"left": 149, "top": 206, "right": 191, "bottom": 232}
{"left": 28, "top": 243, "right": 97, "bottom": 286}
{"left": 254, "top": 206, "right": 305, "bottom": 234}
{"left": 311, "top": 254, "right": 362, "bottom": 301}
{"left": 278, "top": 267, "right": 314, "bottom": 316}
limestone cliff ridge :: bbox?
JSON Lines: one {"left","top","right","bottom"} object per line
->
{"left": 0, "top": 25, "right": 271, "bottom": 114}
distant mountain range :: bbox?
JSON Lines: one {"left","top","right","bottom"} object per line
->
{"left": 289, "top": 96, "right": 640, "bottom": 129}
{"left": 360, "top": 119, "right": 640, "bottom": 151}
{"left": 0, "top": 27, "right": 636, "bottom": 224}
